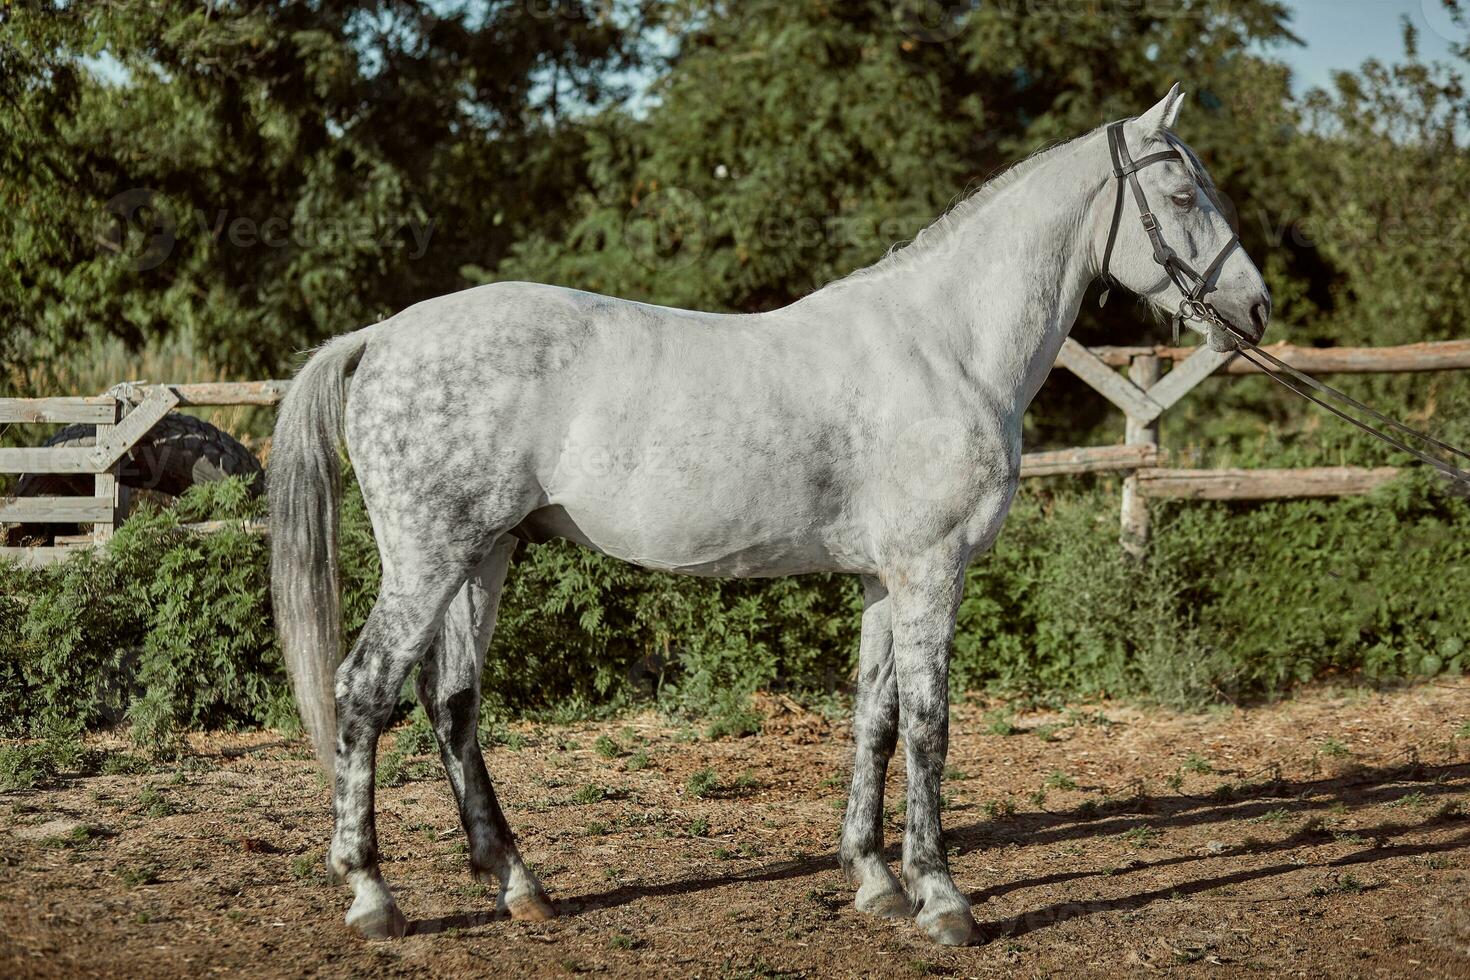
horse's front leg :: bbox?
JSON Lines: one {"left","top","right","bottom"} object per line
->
{"left": 888, "top": 549, "right": 977, "bottom": 946}
{"left": 839, "top": 576, "right": 908, "bottom": 917}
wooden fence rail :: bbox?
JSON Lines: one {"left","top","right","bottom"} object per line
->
{"left": 0, "top": 339, "right": 1464, "bottom": 566}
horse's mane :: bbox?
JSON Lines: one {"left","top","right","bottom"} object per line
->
{"left": 820, "top": 123, "right": 1227, "bottom": 293}
{"left": 820, "top": 131, "right": 1096, "bottom": 291}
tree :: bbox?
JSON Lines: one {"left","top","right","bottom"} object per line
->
{"left": 0, "top": 0, "right": 642, "bottom": 377}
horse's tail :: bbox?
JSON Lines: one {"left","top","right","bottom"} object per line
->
{"left": 269, "top": 330, "right": 369, "bottom": 775}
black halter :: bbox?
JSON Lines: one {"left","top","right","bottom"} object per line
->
{"left": 1098, "top": 121, "right": 1241, "bottom": 342}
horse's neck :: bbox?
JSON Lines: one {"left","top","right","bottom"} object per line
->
{"left": 814, "top": 136, "right": 1107, "bottom": 415}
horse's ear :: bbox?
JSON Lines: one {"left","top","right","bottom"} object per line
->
{"left": 1137, "top": 83, "right": 1187, "bottom": 133}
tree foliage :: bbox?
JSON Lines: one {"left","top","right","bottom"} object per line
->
{"left": 1, "top": 0, "right": 641, "bottom": 375}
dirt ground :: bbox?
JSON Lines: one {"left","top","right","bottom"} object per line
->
{"left": 3, "top": 681, "right": 1469, "bottom": 979}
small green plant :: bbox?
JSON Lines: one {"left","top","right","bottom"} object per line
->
{"left": 1045, "top": 770, "right": 1077, "bottom": 791}
{"left": 1455, "top": 720, "right": 1470, "bottom": 740}
{"left": 1311, "top": 873, "right": 1364, "bottom": 896}
{"left": 0, "top": 719, "right": 88, "bottom": 790}
{"left": 1387, "top": 791, "right": 1427, "bottom": 809}
{"left": 572, "top": 783, "right": 609, "bottom": 805}
{"left": 609, "top": 933, "right": 641, "bottom": 951}
{"left": 984, "top": 799, "right": 1016, "bottom": 820}
{"left": 1164, "top": 771, "right": 1184, "bottom": 793}
{"left": 1026, "top": 789, "right": 1046, "bottom": 808}
{"left": 1033, "top": 723, "right": 1061, "bottom": 743}
{"left": 732, "top": 769, "right": 759, "bottom": 794}
{"left": 41, "top": 824, "right": 108, "bottom": 850}
{"left": 1116, "top": 825, "right": 1160, "bottom": 849}
{"left": 983, "top": 710, "right": 1017, "bottom": 737}
{"left": 1319, "top": 738, "right": 1351, "bottom": 759}
{"left": 594, "top": 735, "right": 621, "bottom": 759}
{"left": 1075, "top": 799, "right": 1100, "bottom": 820}
{"left": 624, "top": 748, "right": 650, "bottom": 771}
{"left": 686, "top": 767, "right": 720, "bottom": 799}
{"left": 290, "top": 855, "right": 318, "bottom": 880}
{"left": 943, "top": 767, "right": 969, "bottom": 781}
{"left": 118, "top": 864, "right": 161, "bottom": 888}
{"left": 1252, "top": 807, "right": 1291, "bottom": 825}
{"left": 1182, "top": 753, "right": 1212, "bottom": 774}
{"left": 703, "top": 699, "right": 762, "bottom": 740}
{"left": 137, "top": 786, "right": 176, "bottom": 818}
{"left": 99, "top": 752, "right": 147, "bottom": 776}
{"left": 394, "top": 711, "right": 437, "bottom": 755}
{"left": 687, "top": 816, "right": 711, "bottom": 837}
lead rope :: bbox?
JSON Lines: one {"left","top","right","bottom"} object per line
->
{"left": 1213, "top": 321, "right": 1470, "bottom": 487}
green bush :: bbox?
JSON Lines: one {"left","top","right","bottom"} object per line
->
{"left": 0, "top": 478, "right": 283, "bottom": 748}
{"left": 1, "top": 471, "right": 1465, "bottom": 747}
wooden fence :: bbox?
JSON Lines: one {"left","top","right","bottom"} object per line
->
{"left": 2, "top": 339, "right": 1467, "bottom": 566}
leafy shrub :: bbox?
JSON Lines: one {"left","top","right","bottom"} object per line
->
{"left": 2, "top": 469, "right": 1465, "bottom": 746}
{"left": 0, "top": 479, "right": 283, "bottom": 747}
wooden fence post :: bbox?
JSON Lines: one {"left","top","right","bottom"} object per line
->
{"left": 1121, "top": 354, "right": 1161, "bottom": 557}
{"left": 92, "top": 398, "right": 125, "bottom": 543}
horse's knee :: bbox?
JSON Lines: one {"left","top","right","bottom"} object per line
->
{"left": 903, "top": 714, "right": 948, "bottom": 759}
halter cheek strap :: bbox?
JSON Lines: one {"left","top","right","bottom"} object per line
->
{"left": 1098, "top": 121, "right": 1241, "bottom": 342}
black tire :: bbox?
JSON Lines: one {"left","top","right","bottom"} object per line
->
{"left": 5, "top": 412, "right": 263, "bottom": 544}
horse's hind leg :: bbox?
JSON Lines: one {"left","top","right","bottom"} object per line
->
{"left": 839, "top": 576, "right": 908, "bottom": 918}
{"left": 416, "top": 535, "right": 553, "bottom": 920}
{"left": 330, "top": 564, "right": 468, "bottom": 940}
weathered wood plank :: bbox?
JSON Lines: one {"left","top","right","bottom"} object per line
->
{"left": 1055, "top": 339, "right": 1164, "bottom": 422}
{"left": 177, "top": 519, "right": 270, "bottom": 535}
{"left": 1135, "top": 466, "right": 1400, "bottom": 500}
{"left": 0, "top": 496, "right": 113, "bottom": 523}
{"left": 0, "top": 397, "right": 118, "bottom": 424}
{"left": 168, "top": 380, "right": 290, "bottom": 407}
{"left": 1020, "top": 444, "right": 1166, "bottom": 477}
{"left": 88, "top": 386, "right": 180, "bottom": 471}
{"left": 0, "top": 545, "right": 92, "bottom": 567}
{"left": 1121, "top": 355, "right": 1162, "bottom": 556}
{"left": 1146, "top": 347, "right": 1238, "bottom": 413}
{"left": 0, "top": 447, "right": 98, "bottom": 474}
{"left": 1084, "top": 339, "right": 1470, "bottom": 374}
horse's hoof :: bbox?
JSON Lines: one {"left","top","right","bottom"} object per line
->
{"left": 856, "top": 888, "right": 911, "bottom": 919}
{"left": 507, "top": 892, "right": 556, "bottom": 922}
{"left": 921, "top": 909, "right": 980, "bottom": 946}
{"left": 346, "top": 902, "right": 408, "bottom": 940}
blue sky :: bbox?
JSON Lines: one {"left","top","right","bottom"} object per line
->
{"left": 1281, "top": 0, "right": 1462, "bottom": 91}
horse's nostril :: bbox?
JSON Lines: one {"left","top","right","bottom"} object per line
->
{"left": 1249, "top": 301, "right": 1270, "bottom": 338}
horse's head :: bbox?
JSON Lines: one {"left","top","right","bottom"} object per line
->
{"left": 1099, "top": 84, "right": 1271, "bottom": 352}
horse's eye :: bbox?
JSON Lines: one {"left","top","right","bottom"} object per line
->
{"left": 1171, "top": 191, "right": 1196, "bottom": 208}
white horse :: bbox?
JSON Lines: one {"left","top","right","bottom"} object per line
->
{"left": 269, "top": 85, "right": 1269, "bottom": 946}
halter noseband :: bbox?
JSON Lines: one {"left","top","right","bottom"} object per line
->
{"left": 1098, "top": 120, "right": 1241, "bottom": 342}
